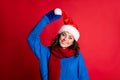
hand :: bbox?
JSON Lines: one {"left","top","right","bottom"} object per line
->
{"left": 46, "top": 8, "right": 62, "bottom": 23}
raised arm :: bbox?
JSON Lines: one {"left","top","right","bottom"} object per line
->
{"left": 27, "top": 8, "right": 62, "bottom": 60}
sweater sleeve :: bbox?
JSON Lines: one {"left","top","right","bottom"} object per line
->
{"left": 27, "top": 8, "right": 62, "bottom": 80}
{"left": 78, "top": 53, "right": 89, "bottom": 80}
{"left": 27, "top": 16, "right": 50, "bottom": 60}
{"left": 27, "top": 16, "right": 52, "bottom": 80}
{"left": 27, "top": 8, "right": 62, "bottom": 60}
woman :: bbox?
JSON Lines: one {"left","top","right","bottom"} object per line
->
{"left": 27, "top": 8, "right": 89, "bottom": 80}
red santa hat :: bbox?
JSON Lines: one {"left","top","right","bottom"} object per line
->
{"left": 54, "top": 8, "right": 80, "bottom": 41}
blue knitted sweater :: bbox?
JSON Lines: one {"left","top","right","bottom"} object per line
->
{"left": 27, "top": 15, "right": 89, "bottom": 80}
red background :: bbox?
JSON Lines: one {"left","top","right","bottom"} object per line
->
{"left": 0, "top": 0, "right": 120, "bottom": 80}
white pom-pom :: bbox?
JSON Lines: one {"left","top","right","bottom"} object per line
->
{"left": 54, "top": 8, "right": 62, "bottom": 15}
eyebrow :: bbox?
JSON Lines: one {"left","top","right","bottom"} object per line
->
{"left": 66, "top": 33, "right": 74, "bottom": 38}
{"left": 62, "top": 32, "right": 74, "bottom": 38}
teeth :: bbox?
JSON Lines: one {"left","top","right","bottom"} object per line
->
{"left": 62, "top": 42, "right": 67, "bottom": 45}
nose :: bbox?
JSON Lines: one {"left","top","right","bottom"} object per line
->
{"left": 63, "top": 36, "right": 68, "bottom": 41}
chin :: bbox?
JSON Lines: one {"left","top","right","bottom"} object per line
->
{"left": 61, "top": 47, "right": 67, "bottom": 49}
{"left": 60, "top": 44, "right": 69, "bottom": 49}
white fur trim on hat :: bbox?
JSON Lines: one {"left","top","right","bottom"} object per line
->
{"left": 58, "top": 25, "right": 80, "bottom": 41}
{"left": 54, "top": 8, "right": 62, "bottom": 15}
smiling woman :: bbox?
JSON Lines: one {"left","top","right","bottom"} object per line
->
{"left": 27, "top": 8, "right": 89, "bottom": 80}
{"left": 50, "top": 32, "right": 80, "bottom": 57}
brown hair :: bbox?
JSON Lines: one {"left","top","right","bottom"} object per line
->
{"left": 49, "top": 33, "right": 80, "bottom": 57}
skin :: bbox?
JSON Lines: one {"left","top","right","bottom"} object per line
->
{"left": 59, "top": 31, "right": 74, "bottom": 49}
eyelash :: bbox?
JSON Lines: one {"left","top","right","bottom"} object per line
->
{"left": 69, "top": 37, "right": 72, "bottom": 39}
{"left": 61, "top": 33, "right": 65, "bottom": 36}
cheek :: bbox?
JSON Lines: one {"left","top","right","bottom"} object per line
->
{"left": 70, "top": 41, "right": 73, "bottom": 44}
{"left": 59, "top": 35, "right": 65, "bottom": 40}
{"left": 59, "top": 36, "right": 63, "bottom": 43}
{"left": 68, "top": 40, "right": 74, "bottom": 45}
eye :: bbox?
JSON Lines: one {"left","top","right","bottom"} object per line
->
{"left": 61, "top": 32, "right": 65, "bottom": 36}
{"left": 69, "top": 36, "right": 73, "bottom": 40}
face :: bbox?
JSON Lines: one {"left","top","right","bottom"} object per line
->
{"left": 59, "top": 31, "right": 74, "bottom": 49}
